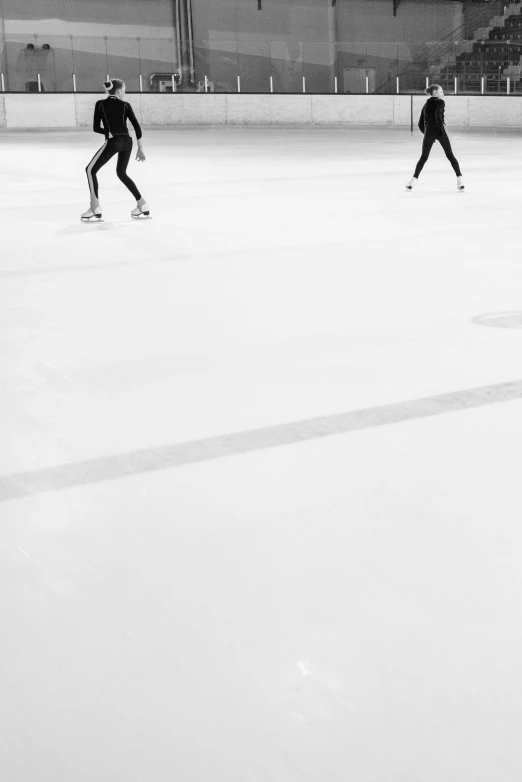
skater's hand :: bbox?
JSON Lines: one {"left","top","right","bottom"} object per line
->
{"left": 136, "top": 146, "right": 146, "bottom": 162}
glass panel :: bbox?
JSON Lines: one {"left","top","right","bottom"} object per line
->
{"left": 483, "top": 39, "right": 502, "bottom": 93}
{"left": 396, "top": 42, "right": 409, "bottom": 92}
{"left": 4, "top": 36, "right": 38, "bottom": 92}
{"left": 193, "top": 39, "right": 209, "bottom": 92}
{"left": 303, "top": 42, "right": 335, "bottom": 94}
{"left": 204, "top": 40, "right": 238, "bottom": 93}
{"left": 176, "top": 37, "right": 197, "bottom": 91}
{"left": 238, "top": 41, "right": 270, "bottom": 93}
{"left": 72, "top": 37, "right": 108, "bottom": 92}
{"left": 433, "top": 41, "right": 453, "bottom": 93}
{"left": 35, "top": 35, "right": 74, "bottom": 92}
{"left": 425, "top": 40, "right": 451, "bottom": 92}
{"left": 107, "top": 37, "right": 140, "bottom": 92}
{"left": 270, "top": 41, "right": 304, "bottom": 93}
{"left": 400, "top": 43, "right": 428, "bottom": 94}
{"left": 367, "top": 43, "right": 397, "bottom": 94}
{"left": 139, "top": 38, "right": 177, "bottom": 93}
{"left": 334, "top": 42, "right": 367, "bottom": 94}
{"left": 453, "top": 40, "right": 479, "bottom": 94}
{"left": 0, "top": 35, "right": 6, "bottom": 83}
{"left": 0, "top": 28, "right": 515, "bottom": 96}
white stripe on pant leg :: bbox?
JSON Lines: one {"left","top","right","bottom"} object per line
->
{"left": 86, "top": 141, "right": 108, "bottom": 202}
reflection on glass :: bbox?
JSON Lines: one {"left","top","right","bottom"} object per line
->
{"left": 4, "top": 37, "right": 38, "bottom": 91}
{"left": 0, "top": 31, "right": 520, "bottom": 96}
{"left": 271, "top": 41, "right": 304, "bottom": 93}
{"left": 34, "top": 36, "right": 74, "bottom": 92}
{"left": 367, "top": 43, "right": 397, "bottom": 94}
{"left": 140, "top": 38, "right": 177, "bottom": 93}
{"left": 238, "top": 41, "right": 270, "bottom": 93}
{"left": 203, "top": 40, "right": 237, "bottom": 93}
{"left": 107, "top": 37, "right": 140, "bottom": 93}
{"left": 303, "top": 42, "right": 335, "bottom": 94}
{"left": 71, "top": 37, "right": 108, "bottom": 92}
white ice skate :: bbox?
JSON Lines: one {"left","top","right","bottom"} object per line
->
{"left": 457, "top": 176, "right": 465, "bottom": 191}
{"left": 131, "top": 201, "right": 151, "bottom": 219}
{"left": 81, "top": 205, "right": 103, "bottom": 222}
{"left": 405, "top": 177, "right": 418, "bottom": 191}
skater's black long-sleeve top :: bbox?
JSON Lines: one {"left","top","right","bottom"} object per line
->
{"left": 93, "top": 96, "right": 142, "bottom": 141}
{"left": 418, "top": 97, "right": 445, "bottom": 134}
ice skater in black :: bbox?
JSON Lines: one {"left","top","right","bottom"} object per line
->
{"left": 82, "top": 78, "right": 150, "bottom": 222}
{"left": 406, "top": 84, "right": 464, "bottom": 192}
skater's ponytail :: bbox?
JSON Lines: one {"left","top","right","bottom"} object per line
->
{"left": 426, "top": 83, "right": 441, "bottom": 96}
{"left": 104, "top": 78, "right": 125, "bottom": 95}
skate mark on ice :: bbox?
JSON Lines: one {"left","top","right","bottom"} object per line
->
{"left": 56, "top": 222, "right": 133, "bottom": 236}
{"left": 472, "top": 312, "right": 522, "bottom": 329}
{"left": 0, "top": 240, "right": 343, "bottom": 279}
{"left": 0, "top": 255, "right": 182, "bottom": 279}
{"left": 1, "top": 379, "right": 522, "bottom": 503}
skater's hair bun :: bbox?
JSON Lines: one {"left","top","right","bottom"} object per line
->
{"left": 104, "top": 78, "right": 125, "bottom": 95}
{"left": 426, "top": 83, "right": 441, "bottom": 96}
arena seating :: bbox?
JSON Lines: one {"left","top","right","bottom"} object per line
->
{"left": 448, "top": 4, "right": 522, "bottom": 92}
{"left": 376, "top": 0, "right": 522, "bottom": 94}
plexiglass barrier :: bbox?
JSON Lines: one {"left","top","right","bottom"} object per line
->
{"left": 0, "top": 34, "right": 521, "bottom": 95}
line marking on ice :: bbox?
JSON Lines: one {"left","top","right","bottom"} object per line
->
{"left": 1, "top": 378, "right": 522, "bottom": 502}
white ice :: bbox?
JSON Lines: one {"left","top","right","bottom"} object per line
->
{"left": 1, "top": 128, "right": 522, "bottom": 782}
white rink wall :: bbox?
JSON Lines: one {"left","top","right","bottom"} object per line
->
{"left": 1, "top": 93, "right": 522, "bottom": 130}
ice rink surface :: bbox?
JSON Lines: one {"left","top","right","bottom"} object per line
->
{"left": 2, "top": 127, "right": 522, "bottom": 781}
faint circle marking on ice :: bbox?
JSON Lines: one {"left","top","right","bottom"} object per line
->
{"left": 472, "top": 312, "right": 522, "bottom": 329}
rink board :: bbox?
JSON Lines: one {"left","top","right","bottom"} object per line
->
{"left": 4, "top": 93, "right": 77, "bottom": 129}
{"left": 1, "top": 93, "right": 522, "bottom": 130}
{"left": 226, "top": 94, "right": 314, "bottom": 125}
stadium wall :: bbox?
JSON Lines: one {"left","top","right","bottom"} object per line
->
{"left": 0, "top": 0, "right": 463, "bottom": 43}
{"left": 1, "top": 94, "right": 521, "bottom": 131}
{"left": 0, "top": 1, "right": 465, "bottom": 94}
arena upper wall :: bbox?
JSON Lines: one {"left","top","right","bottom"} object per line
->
{"left": 1, "top": 94, "right": 521, "bottom": 131}
{"left": 1, "top": 0, "right": 463, "bottom": 44}
{"left": 0, "top": 0, "right": 465, "bottom": 95}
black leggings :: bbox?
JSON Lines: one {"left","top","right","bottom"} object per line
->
{"left": 86, "top": 135, "right": 141, "bottom": 202}
{"left": 414, "top": 128, "right": 462, "bottom": 179}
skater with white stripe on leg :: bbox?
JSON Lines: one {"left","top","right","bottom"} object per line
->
{"left": 82, "top": 78, "right": 151, "bottom": 222}
{"left": 406, "top": 84, "right": 464, "bottom": 192}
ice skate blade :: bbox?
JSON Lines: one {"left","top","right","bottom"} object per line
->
{"left": 131, "top": 213, "right": 152, "bottom": 219}
{"left": 81, "top": 217, "right": 104, "bottom": 223}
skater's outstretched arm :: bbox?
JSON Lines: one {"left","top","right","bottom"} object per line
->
{"left": 93, "top": 101, "right": 108, "bottom": 138}
{"left": 418, "top": 109, "right": 425, "bottom": 133}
